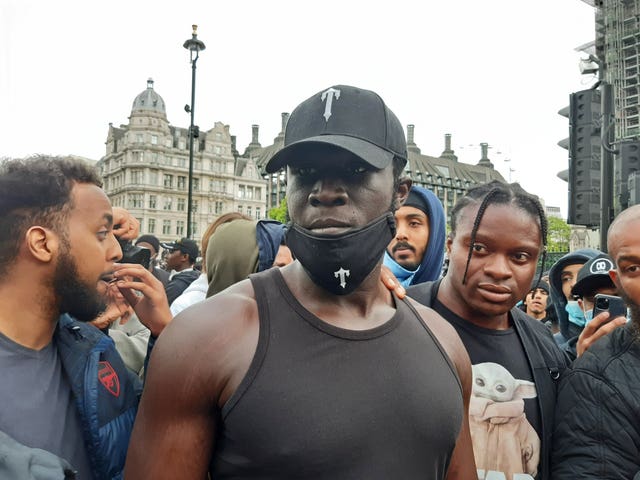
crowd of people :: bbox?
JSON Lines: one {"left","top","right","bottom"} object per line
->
{"left": 1, "top": 84, "right": 640, "bottom": 480}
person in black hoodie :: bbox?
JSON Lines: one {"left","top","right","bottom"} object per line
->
{"left": 547, "top": 248, "right": 600, "bottom": 359}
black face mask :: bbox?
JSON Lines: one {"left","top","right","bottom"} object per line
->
{"left": 285, "top": 213, "right": 396, "bottom": 295}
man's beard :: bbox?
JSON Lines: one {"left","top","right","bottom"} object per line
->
{"left": 617, "top": 288, "right": 640, "bottom": 330}
{"left": 54, "top": 249, "right": 107, "bottom": 322}
{"left": 391, "top": 241, "right": 419, "bottom": 270}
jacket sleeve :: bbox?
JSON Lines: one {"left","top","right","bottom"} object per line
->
{"left": 551, "top": 368, "right": 640, "bottom": 479}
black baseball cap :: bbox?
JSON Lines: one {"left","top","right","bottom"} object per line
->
{"left": 571, "top": 254, "right": 615, "bottom": 298}
{"left": 160, "top": 237, "right": 199, "bottom": 261}
{"left": 265, "top": 85, "right": 407, "bottom": 173}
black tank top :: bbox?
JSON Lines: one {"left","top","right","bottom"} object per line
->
{"left": 210, "top": 268, "right": 463, "bottom": 479}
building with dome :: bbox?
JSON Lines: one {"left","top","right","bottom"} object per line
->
{"left": 97, "top": 79, "right": 267, "bottom": 243}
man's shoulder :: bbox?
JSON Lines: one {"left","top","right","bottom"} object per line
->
{"left": 171, "top": 278, "right": 258, "bottom": 336}
{"left": 406, "top": 280, "right": 437, "bottom": 306}
{"left": 574, "top": 323, "right": 640, "bottom": 375}
{"left": 173, "top": 269, "right": 200, "bottom": 282}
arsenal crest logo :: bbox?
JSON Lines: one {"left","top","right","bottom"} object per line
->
{"left": 98, "top": 361, "right": 120, "bottom": 397}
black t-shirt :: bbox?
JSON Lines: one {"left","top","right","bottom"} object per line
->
{"left": 433, "top": 298, "right": 542, "bottom": 480}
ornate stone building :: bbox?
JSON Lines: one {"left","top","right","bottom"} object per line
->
{"left": 97, "top": 79, "right": 267, "bottom": 243}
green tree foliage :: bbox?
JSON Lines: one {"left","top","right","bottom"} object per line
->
{"left": 547, "top": 216, "right": 571, "bottom": 252}
{"left": 268, "top": 197, "right": 288, "bottom": 223}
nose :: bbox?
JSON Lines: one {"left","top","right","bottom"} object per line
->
{"left": 483, "top": 254, "right": 512, "bottom": 280}
{"left": 308, "top": 176, "right": 347, "bottom": 207}
{"left": 108, "top": 233, "right": 123, "bottom": 263}
{"left": 395, "top": 224, "right": 408, "bottom": 241}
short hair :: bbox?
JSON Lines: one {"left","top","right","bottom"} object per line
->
{"left": 0, "top": 156, "right": 102, "bottom": 276}
{"left": 449, "top": 180, "right": 548, "bottom": 285}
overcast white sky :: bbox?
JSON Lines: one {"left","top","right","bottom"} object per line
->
{"left": 0, "top": 0, "right": 597, "bottom": 215}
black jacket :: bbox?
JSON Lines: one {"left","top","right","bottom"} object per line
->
{"left": 407, "top": 280, "right": 570, "bottom": 480}
{"left": 551, "top": 322, "right": 640, "bottom": 479}
{"left": 165, "top": 269, "right": 200, "bottom": 305}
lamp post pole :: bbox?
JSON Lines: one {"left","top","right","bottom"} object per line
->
{"left": 183, "top": 25, "right": 205, "bottom": 239}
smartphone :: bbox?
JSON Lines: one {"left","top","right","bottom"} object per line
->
{"left": 592, "top": 294, "right": 627, "bottom": 320}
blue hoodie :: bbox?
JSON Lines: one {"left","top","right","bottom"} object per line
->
{"left": 383, "top": 186, "right": 446, "bottom": 286}
{"left": 548, "top": 248, "right": 601, "bottom": 356}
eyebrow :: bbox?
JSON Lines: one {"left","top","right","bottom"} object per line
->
{"left": 616, "top": 255, "right": 640, "bottom": 264}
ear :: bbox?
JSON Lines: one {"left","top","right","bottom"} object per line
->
{"left": 577, "top": 298, "right": 584, "bottom": 310}
{"left": 25, "top": 226, "right": 59, "bottom": 264}
{"left": 513, "top": 380, "right": 537, "bottom": 400}
{"left": 609, "top": 268, "right": 619, "bottom": 287}
{"left": 446, "top": 233, "right": 454, "bottom": 254}
{"left": 395, "top": 177, "right": 412, "bottom": 207}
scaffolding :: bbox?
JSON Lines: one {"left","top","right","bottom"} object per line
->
{"left": 601, "top": 0, "right": 640, "bottom": 140}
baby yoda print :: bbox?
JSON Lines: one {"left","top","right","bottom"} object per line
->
{"left": 470, "top": 362, "right": 541, "bottom": 480}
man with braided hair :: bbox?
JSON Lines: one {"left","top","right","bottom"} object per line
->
{"left": 408, "top": 180, "right": 569, "bottom": 480}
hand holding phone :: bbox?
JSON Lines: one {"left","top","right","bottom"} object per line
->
{"left": 592, "top": 294, "right": 627, "bottom": 320}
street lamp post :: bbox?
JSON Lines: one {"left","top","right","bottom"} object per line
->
{"left": 183, "top": 25, "right": 205, "bottom": 239}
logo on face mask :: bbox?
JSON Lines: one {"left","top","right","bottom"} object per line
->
{"left": 334, "top": 267, "right": 350, "bottom": 289}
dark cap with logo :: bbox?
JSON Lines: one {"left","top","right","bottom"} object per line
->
{"left": 265, "top": 85, "right": 407, "bottom": 173}
{"left": 160, "top": 237, "right": 199, "bottom": 261}
{"left": 571, "top": 253, "right": 615, "bottom": 298}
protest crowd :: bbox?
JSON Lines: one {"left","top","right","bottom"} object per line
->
{"left": 2, "top": 84, "right": 640, "bottom": 480}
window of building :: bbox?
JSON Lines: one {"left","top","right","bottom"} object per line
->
{"left": 151, "top": 135, "right": 158, "bottom": 145}
{"left": 163, "top": 196, "right": 173, "bottom": 210}
{"left": 215, "top": 201, "right": 224, "bottom": 214}
{"left": 130, "top": 169, "right": 142, "bottom": 184}
{"left": 149, "top": 195, "right": 157, "bottom": 209}
{"left": 256, "top": 207, "right": 261, "bottom": 219}
{"left": 193, "top": 178, "right": 200, "bottom": 191}
{"left": 247, "top": 186, "right": 254, "bottom": 199}
{"left": 215, "top": 132, "right": 222, "bottom": 140}
{"left": 255, "top": 187, "right": 262, "bottom": 200}
{"left": 149, "top": 170, "right": 158, "bottom": 186}
{"left": 191, "top": 222, "right": 198, "bottom": 236}
{"left": 238, "top": 205, "right": 243, "bottom": 213}
{"left": 148, "top": 218, "right": 156, "bottom": 234}
{"left": 177, "top": 176, "right": 186, "bottom": 190}
{"left": 164, "top": 174, "right": 173, "bottom": 188}
{"left": 178, "top": 157, "right": 187, "bottom": 168}
{"left": 162, "top": 220, "right": 171, "bottom": 235}
{"left": 193, "top": 200, "right": 198, "bottom": 213}
{"left": 127, "top": 193, "right": 143, "bottom": 209}
{"left": 214, "top": 146, "right": 221, "bottom": 154}
{"left": 177, "top": 198, "right": 185, "bottom": 211}
{"left": 136, "top": 134, "right": 143, "bottom": 143}
{"left": 176, "top": 220, "right": 185, "bottom": 236}
{"left": 238, "top": 185, "right": 245, "bottom": 198}
{"left": 246, "top": 206, "right": 252, "bottom": 217}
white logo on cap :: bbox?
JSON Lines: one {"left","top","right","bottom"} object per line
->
{"left": 334, "top": 267, "right": 350, "bottom": 289}
{"left": 590, "top": 258, "right": 614, "bottom": 274}
{"left": 321, "top": 88, "right": 341, "bottom": 122}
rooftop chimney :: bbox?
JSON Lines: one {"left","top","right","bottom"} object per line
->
{"left": 251, "top": 124, "right": 260, "bottom": 146}
{"left": 406, "top": 124, "right": 421, "bottom": 154}
{"left": 440, "top": 133, "right": 458, "bottom": 161}
{"left": 477, "top": 142, "right": 494, "bottom": 168}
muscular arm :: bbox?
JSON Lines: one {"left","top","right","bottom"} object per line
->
{"left": 409, "top": 299, "right": 477, "bottom": 480}
{"left": 124, "top": 282, "right": 259, "bottom": 479}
